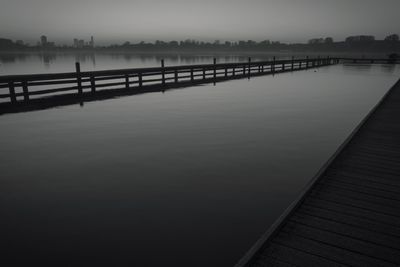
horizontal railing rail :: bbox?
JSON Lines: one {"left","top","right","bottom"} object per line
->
{"left": 0, "top": 57, "right": 339, "bottom": 105}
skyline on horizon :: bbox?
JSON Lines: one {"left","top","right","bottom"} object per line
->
{"left": 1, "top": 0, "right": 400, "bottom": 45}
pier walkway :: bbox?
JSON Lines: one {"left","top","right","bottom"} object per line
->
{"left": 0, "top": 57, "right": 336, "bottom": 114}
{"left": 236, "top": 78, "right": 400, "bottom": 266}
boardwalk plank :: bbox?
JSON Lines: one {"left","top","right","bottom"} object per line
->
{"left": 290, "top": 213, "right": 400, "bottom": 250}
{"left": 274, "top": 231, "right": 396, "bottom": 267}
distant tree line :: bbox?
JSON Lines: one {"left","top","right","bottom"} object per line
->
{"left": 1, "top": 34, "right": 399, "bottom": 53}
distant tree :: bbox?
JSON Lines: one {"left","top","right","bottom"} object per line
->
{"left": 345, "top": 35, "right": 375, "bottom": 43}
{"left": 308, "top": 38, "right": 324, "bottom": 44}
{"left": 384, "top": 34, "right": 399, "bottom": 42}
{"left": 324, "top": 37, "right": 334, "bottom": 44}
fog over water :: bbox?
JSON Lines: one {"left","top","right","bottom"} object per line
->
{"left": 1, "top": 0, "right": 400, "bottom": 44}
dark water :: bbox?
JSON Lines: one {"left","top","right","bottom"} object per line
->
{"left": 0, "top": 59, "right": 399, "bottom": 266}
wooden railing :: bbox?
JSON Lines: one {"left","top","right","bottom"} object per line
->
{"left": 0, "top": 57, "right": 339, "bottom": 105}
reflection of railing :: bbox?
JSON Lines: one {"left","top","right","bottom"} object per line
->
{"left": 0, "top": 57, "right": 338, "bottom": 105}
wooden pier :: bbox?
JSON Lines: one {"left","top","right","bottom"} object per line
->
{"left": 0, "top": 57, "right": 337, "bottom": 114}
{"left": 236, "top": 78, "right": 400, "bottom": 266}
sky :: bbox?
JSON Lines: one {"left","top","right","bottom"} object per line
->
{"left": 0, "top": 0, "right": 399, "bottom": 45}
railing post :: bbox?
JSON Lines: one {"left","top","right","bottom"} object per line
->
{"left": 125, "top": 74, "right": 129, "bottom": 89}
{"left": 161, "top": 59, "right": 165, "bottom": 86}
{"left": 8, "top": 81, "right": 16, "bottom": 104}
{"left": 203, "top": 68, "right": 206, "bottom": 79}
{"left": 291, "top": 56, "right": 294, "bottom": 70}
{"left": 90, "top": 75, "right": 96, "bottom": 93}
{"left": 242, "top": 64, "right": 246, "bottom": 75}
{"left": 317, "top": 56, "right": 320, "bottom": 66}
{"left": 282, "top": 60, "right": 285, "bottom": 71}
{"left": 175, "top": 69, "right": 178, "bottom": 83}
{"left": 306, "top": 56, "right": 309, "bottom": 69}
{"left": 191, "top": 68, "right": 194, "bottom": 81}
{"left": 75, "top": 62, "right": 82, "bottom": 96}
{"left": 22, "top": 80, "right": 29, "bottom": 102}
{"left": 225, "top": 67, "right": 228, "bottom": 77}
{"left": 272, "top": 56, "right": 276, "bottom": 74}
{"left": 248, "top": 57, "right": 251, "bottom": 76}
{"left": 138, "top": 72, "right": 143, "bottom": 88}
{"left": 213, "top": 58, "right": 217, "bottom": 79}
{"left": 233, "top": 67, "right": 236, "bottom": 76}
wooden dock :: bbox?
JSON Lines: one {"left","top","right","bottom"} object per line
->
{"left": 0, "top": 57, "right": 337, "bottom": 114}
{"left": 236, "top": 78, "right": 400, "bottom": 266}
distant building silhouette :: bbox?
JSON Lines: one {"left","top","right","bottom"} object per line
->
{"left": 73, "top": 36, "right": 94, "bottom": 48}
{"left": 40, "top": 35, "right": 48, "bottom": 46}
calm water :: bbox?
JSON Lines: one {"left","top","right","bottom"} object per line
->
{"left": 0, "top": 56, "right": 399, "bottom": 266}
{"left": 0, "top": 52, "right": 294, "bottom": 75}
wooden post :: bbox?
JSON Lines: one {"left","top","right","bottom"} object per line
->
{"left": 125, "top": 74, "right": 129, "bottom": 89}
{"left": 22, "top": 80, "right": 29, "bottom": 102}
{"left": 90, "top": 75, "right": 96, "bottom": 93}
{"left": 8, "top": 81, "right": 16, "bottom": 104}
{"left": 175, "top": 69, "right": 178, "bottom": 83}
{"left": 203, "top": 68, "right": 206, "bottom": 79}
{"left": 291, "top": 56, "right": 294, "bottom": 70}
{"left": 282, "top": 61, "right": 285, "bottom": 71}
{"left": 248, "top": 57, "right": 251, "bottom": 76}
{"left": 191, "top": 68, "right": 194, "bottom": 81}
{"left": 272, "top": 56, "right": 276, "bottom": 74}
{"left": 138, "top": 72, "right": 143, "bottom": 88}
{"left": 213, "top": 58, "right": 217, "bottom": 79}
{"left": 261, "top": 65, "right": 264, "bottom": 72}
{"left": 233, "top": 67, "right": 236, "bottom": 76}
{"left": 225, "top": 67, "right": 228, "bottom": 77}
{"left": 306, "top": 56, "right": 309, "bottom": 68}
{"left": 242, "top": 65, "right": 245, "bottom": 75}
{"left": 327, "top": 56, "right": 330, "bottom": 65}
{"left": 161, "top": 59, "right": 165, "bottom": 86}
{"left": 75, "top": 62, "right": 82, "bottom": 96}
{"left": 317, "top": 56, "right": 320, "bottom": 66}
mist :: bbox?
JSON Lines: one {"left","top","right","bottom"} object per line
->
{"left": 1, "top": 0, "right": 400, "bottom": 45}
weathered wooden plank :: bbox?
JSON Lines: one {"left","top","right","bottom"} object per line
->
{"left": 282, "top": 222, "right": 400, "bottom": 265}
{"left": 253, "top": 242, "right": 346, "bottom": 267}
{"left": 290, "top": 213, "right": 400, "bottom": 250}
{"left": 274, "top": 231, "right": 396, "bottom": 267}
{"left": 298, "top": 205, "right": 400, "bottom": 238}
{"left": 320, "top": 179, "right": 400, "bottom": 201}
{"left": 304, "top": 197, "right": 400, "bottom": 228}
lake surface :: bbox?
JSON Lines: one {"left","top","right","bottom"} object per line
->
{"left": 0, "top": 52, "right": 293, "bottom": 75}
{"left": 0, "top": 56, "right": 399, "bottom": 266}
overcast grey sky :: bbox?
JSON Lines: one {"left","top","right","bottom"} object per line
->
{"left": 1, "top": 0, "right": 399, "bottom": 45}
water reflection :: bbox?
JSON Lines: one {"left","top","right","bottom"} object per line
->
{"left": 0, "top": 52, "right": 288, "bottom": 75}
